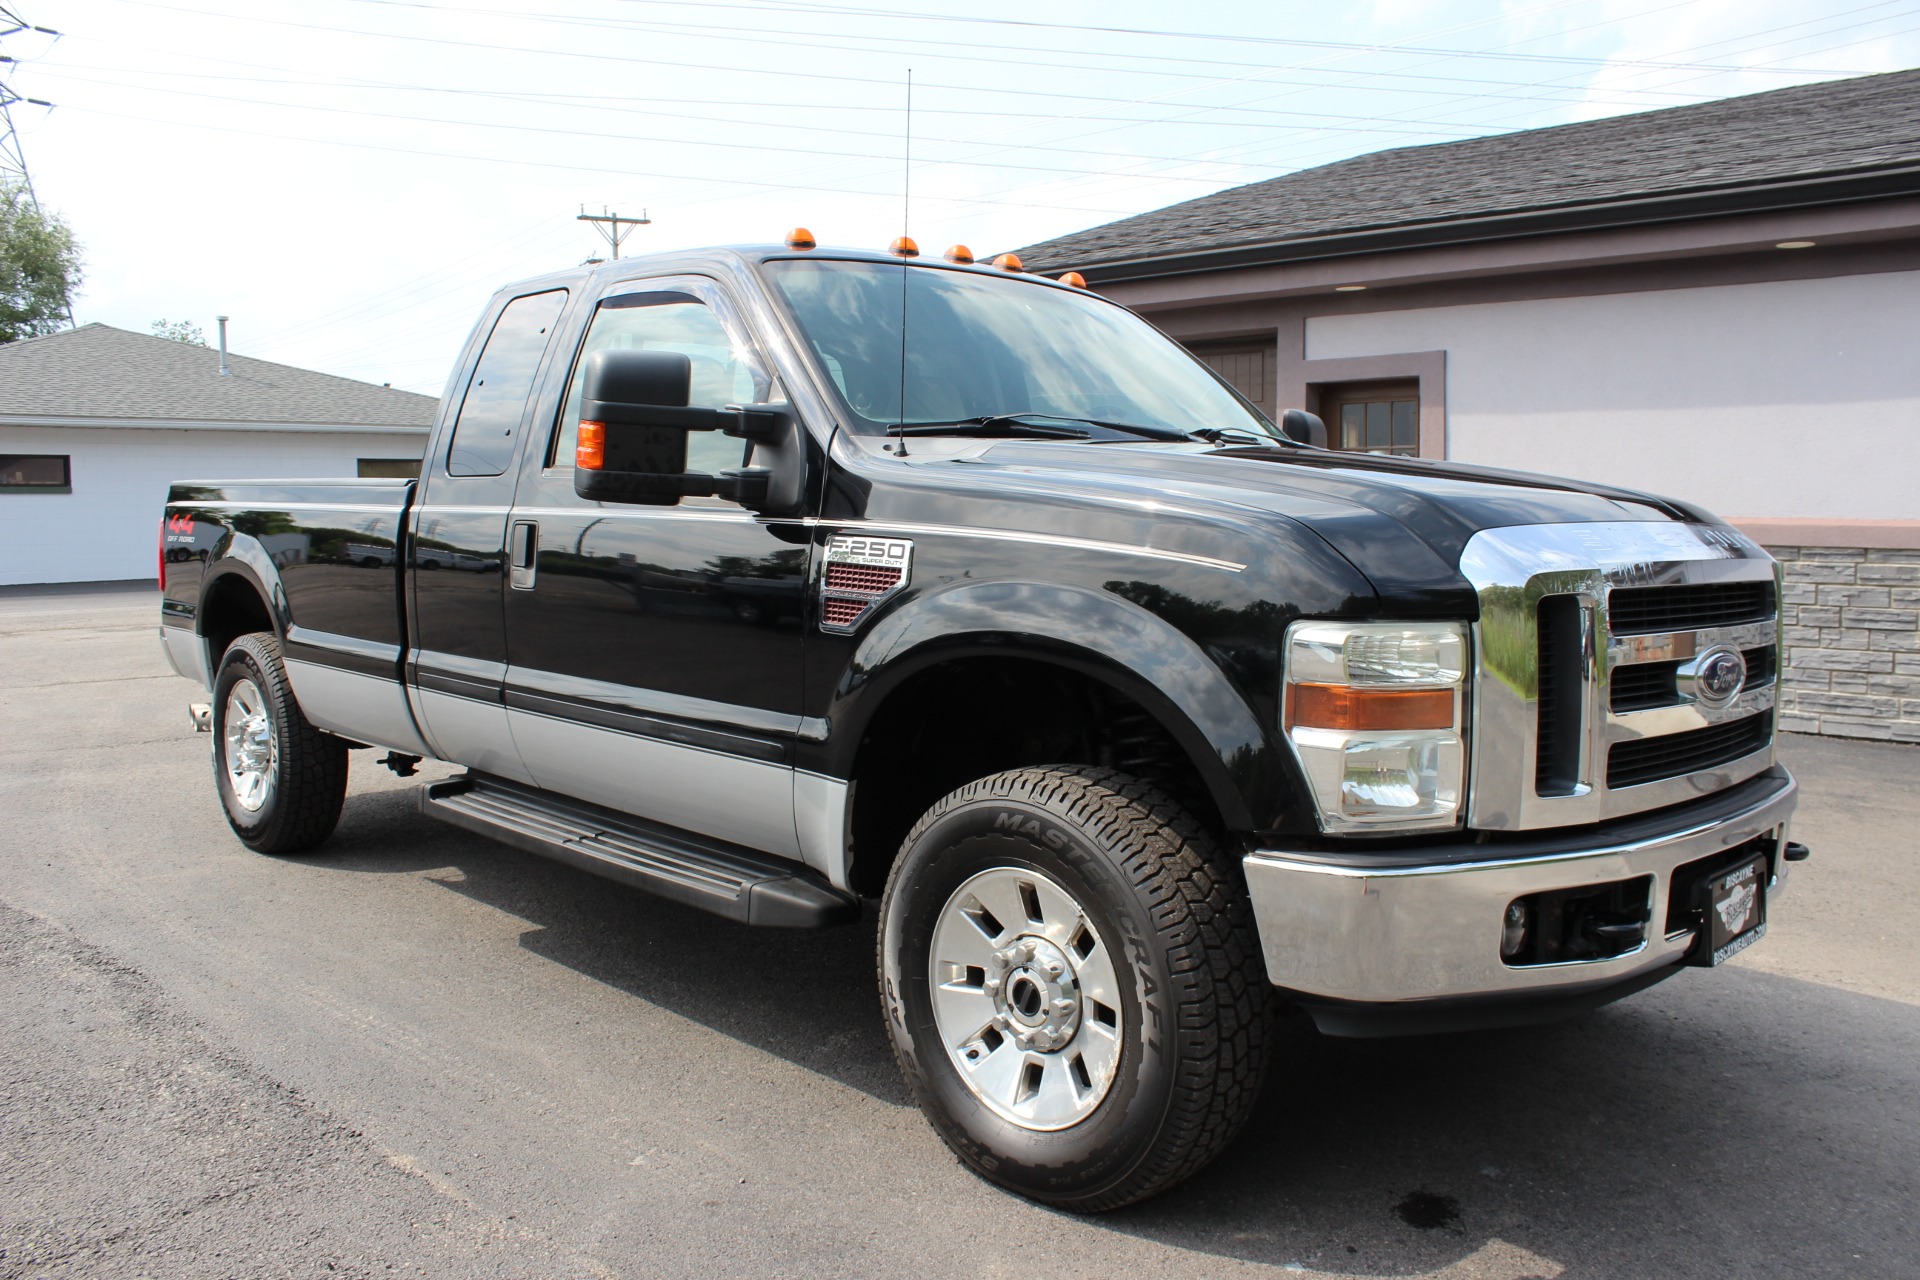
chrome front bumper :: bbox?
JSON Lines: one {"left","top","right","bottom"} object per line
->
{"left": 1243, "top": 769, "right": 1796, "bottom": 1005}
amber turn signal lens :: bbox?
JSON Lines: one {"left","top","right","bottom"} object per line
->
{"left": 1288, "top": 684, "right": 1454, "bottom": 732}
{"left": 576, "top": 421, "right": 606, "bottom": 471}
{"left": 1057, "top": 271, "right": 1087, "bottom": 288}
{"left": 944, "top": 244, "right": 974, "bottom": 264}
{"left": 992, "top": 252, "right": 1023, "bottom": 272}
{"left": 786, "top": 227, "right": 816, "bottom": 250}
{"left": 889, "top": 235, "right": 919, "bottom": 258}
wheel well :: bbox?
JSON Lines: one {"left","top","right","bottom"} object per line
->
{"left": 201, "top": 574, "right": 274, "bottom": 668}
{"left": 845, "top": 657, "right": 1220, "bottom": 898}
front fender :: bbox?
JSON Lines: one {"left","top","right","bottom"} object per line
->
{"left": 823, "top": 579, "right": 1291, "bottom": 831}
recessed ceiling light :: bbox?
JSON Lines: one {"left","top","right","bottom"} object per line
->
{"left": 1334, "top": 284, "right": 1367, "bottom": 292}
{"left": 1775, "top": 240, "right": 1816, "bottom": 249}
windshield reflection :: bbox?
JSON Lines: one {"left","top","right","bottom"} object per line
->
{"left": 763, "top": 259, "right": 1278, "bottom": 441}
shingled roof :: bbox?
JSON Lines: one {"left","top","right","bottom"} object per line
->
{"left": 0, "top": 323, "right": 437, "bottom": 428}
{"left": 1017, "top": 67, "right": 1920, "bottom": 279}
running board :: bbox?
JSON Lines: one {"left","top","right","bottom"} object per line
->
{"left": 419, "top": 774, "right": 860, "bottom": 928}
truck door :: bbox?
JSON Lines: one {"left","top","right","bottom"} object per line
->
{"left": 501, "top": 276, "right": 809, "bottom": 859}
{"left": 408, "top": 286, "right": 571, "bottom": 784}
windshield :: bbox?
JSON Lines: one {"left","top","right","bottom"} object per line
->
{"left": 762, "top": 259, "right": 1277, "bottom": 440}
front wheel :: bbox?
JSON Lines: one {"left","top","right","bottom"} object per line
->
{"left": 879, "top": 766, "right": 1272, "bottom": 1211}
{"left": 212, "top": 633, "right": 349, "bottom": 854}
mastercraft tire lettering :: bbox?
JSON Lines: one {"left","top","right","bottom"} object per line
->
{"left": 879, "top": 766, "right": 1272, "bottom": 1211}
{"left": 211, "top": 633, "right": 350, "bottom": 855}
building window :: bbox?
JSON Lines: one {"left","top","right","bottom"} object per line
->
{"left": 1185, "top": 341, "right": 1274, "bottom": 417}
{"left": 0, "top": 454, "right": 71, "bottom": 493}
{"left": 357, "top": 458, "right": 422, "bottom": 479}
{"left": 1320, "top": 382, "right": 1418, "bottom": 456}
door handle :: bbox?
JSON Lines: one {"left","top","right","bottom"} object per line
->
{"left": 509, "top": 520, "right": 538, "bottom": 591}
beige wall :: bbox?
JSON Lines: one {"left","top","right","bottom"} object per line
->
{"left": 1303, "top": 269, "right": 1920, "bottom": 522}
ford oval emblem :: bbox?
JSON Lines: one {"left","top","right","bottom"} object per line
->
{"left": 1689, "top": 646, "right": 1748, "bottom": 709}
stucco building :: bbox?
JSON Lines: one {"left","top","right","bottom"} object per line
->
{"left": 1019, "top": 68, "right": 1920, "bottom": 742}
{"left": 0, "top": 323, "right": 435, "bottom": 587}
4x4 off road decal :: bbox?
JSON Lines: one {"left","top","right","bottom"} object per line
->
{"left": 821, "top": 535, "right": 912, "bottom": 633}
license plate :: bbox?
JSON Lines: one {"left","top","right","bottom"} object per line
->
{"left": 1701, "top": 853, "right": 1768, "bottom": 965}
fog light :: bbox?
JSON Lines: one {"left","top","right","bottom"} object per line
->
{"left": 1501, "top": 901, "right": 1530, "bottom": 960}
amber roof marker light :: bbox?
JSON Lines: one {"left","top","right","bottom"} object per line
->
{"left": 992, "top": 252, "right": 1024, "bottom": 272}
{"left": 889, "top": 236, "right": 920, "bottom": 258}
{"left": 1057, "top": 271, "right": 1087, "bottom": 288}
{"left": 786, "top": 227, "right": 817, "bottom": 250}
{"left": 944, "top": 244, "right": 974, "bottom": 264}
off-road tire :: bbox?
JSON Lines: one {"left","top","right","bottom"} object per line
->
{"left": 879, "top": 765, "right": 1272, "bottom": 1211}
{"left": 212, "top": 632, "right": 349, "bottom": 854}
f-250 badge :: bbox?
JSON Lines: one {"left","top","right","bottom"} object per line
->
{"left": 821, "top": 535, "right": 912, "bottom": 633}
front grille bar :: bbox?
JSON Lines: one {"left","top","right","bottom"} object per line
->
{"left": 1609, "top": 713, "right": 1772, "bottom": 788}
{"left": 1535, "top": 595, "right": 1586, "bottom": 796}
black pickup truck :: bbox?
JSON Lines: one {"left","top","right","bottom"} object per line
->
{"left": 159, "top": 243, "right": 1803, "bottom": 1210}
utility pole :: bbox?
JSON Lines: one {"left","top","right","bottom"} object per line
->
{"left": 0, "top": 5, "right": 69, "bottom": 325}
{"left": 577, "top": 205, "right": 651, "bottom": 260}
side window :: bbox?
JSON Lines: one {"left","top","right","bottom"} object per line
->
{"left": 550, "top": 290, "right": 772, "bottom": 477}
{"left": 446, "top": 289, "right": 569, "bottom": 476}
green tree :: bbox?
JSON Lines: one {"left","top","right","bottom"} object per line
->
{"left": 150, "top": 318, "right": 206, "bottom": 345}
{"left": 0, "top": 177, "right": 81, "bottom": 343}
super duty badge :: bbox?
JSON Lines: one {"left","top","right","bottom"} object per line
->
{"left": 821, "top": 535, "right": 912, "bottom": 632}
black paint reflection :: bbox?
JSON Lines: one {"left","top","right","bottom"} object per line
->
{"left": 506, "top": 512, "right": 808, "bottom": 717}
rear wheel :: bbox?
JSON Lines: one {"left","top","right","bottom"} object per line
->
{"left": 879, "top": 766, "right": 1272, "bottom": 1211}
{"left": 212, "top": 633, "right": 348, "bottom": 854}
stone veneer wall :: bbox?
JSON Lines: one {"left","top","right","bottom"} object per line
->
{"left": 1769, "top": 545, "right": 1920, "bottom": 743}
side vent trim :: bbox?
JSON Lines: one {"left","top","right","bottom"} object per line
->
{"left": 820, "top": 534, "right": 912, "bottom": 633}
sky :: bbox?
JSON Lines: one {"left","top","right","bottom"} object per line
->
{"left": 5, "top": 0, "right": 1919, "bottom": 396}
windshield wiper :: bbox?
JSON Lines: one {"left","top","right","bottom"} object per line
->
{"left": 897, "top": 412, "right": 1195, "bottom": 441}
{"left": 1189, "top": 425, "right": 1286, "bottom": 447}
{"left": 888, "top": 413, "right": 1282, "bottom": 446}
{"left": 888, "top": 415, "right": 1091, "bottom": 439}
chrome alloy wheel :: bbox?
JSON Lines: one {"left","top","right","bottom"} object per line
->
{"left": 222, "top": 677, "right": 278, "bottom": 813}
{"left": 929, "top": 866, "right": 1124, "bottom": 1131}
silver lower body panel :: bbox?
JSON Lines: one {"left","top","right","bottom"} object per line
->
{"left": 1243, "top": 770, "right": 1797, "bottom": 1004}
{"left": 159, "top": 624, "right": 207, "bottom": 687}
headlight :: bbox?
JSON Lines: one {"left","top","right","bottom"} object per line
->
{"left": 1283, "top": 621, "right": 1468, "bottom": 833}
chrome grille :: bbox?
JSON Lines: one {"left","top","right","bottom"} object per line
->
{"left": 1607, "top": 713, "right": 1772, "bottom": 788}
{"left": 1608, "top": 580, "right": 1775, "bottom": 635}
{"left": 1462, "top": 522, "right": 1782, "bottom": 831}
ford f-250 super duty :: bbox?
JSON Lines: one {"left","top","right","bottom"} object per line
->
{"left": 159, "top": 241, "right": 1807, "bottom": 1211}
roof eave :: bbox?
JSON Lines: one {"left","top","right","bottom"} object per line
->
{"left": 0, "top": 414, "right": 433, "bottom": 433}
{"left": 1053, "top": 161, "right": 1920, "bottom": 285}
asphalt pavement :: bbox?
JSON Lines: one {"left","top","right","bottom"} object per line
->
{"left": 2, "top": 582, "right": 1915, "bottom": 1280}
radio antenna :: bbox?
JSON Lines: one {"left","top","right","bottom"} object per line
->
{"left": 893, "top": 68, "right": 912, "bottom": 457}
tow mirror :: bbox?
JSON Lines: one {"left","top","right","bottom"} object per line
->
{"left": 573, "top": 349, "right": 781, "bottom": 507}
{"left": 1280, "top": 408, "right": 1327, "bottom": 448}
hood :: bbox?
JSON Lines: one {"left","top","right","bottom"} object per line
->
{"left": 927, "top": 439, "right": 1715, "bottom": 610}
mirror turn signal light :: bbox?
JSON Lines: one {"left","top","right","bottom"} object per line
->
{"left": 992, "top": 252, "right": 1023, "bottom": 272}
{"left": 1287, "top": 683, "right": 1454, "bottom": 732}
{"left": 786, "top": 227, "right": 816, "bottom": 250}
{"left": 576, "top": 421, "right": 606, "bottom": 471}
{"left": 1057, "top": 271, "right": 1087, "bottom": 288}
{"left": 944, "top": 244, "right": 974, "bottom": 264}
{"left": 889, "top": 236, "right": 919, "bottom": 258}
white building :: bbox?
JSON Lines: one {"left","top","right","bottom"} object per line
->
{"left": 0, "top": 323, "right": 435, "bottom": 586}
{"left": 1018, "top": 68, "right": 1920, "bottom": 742}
